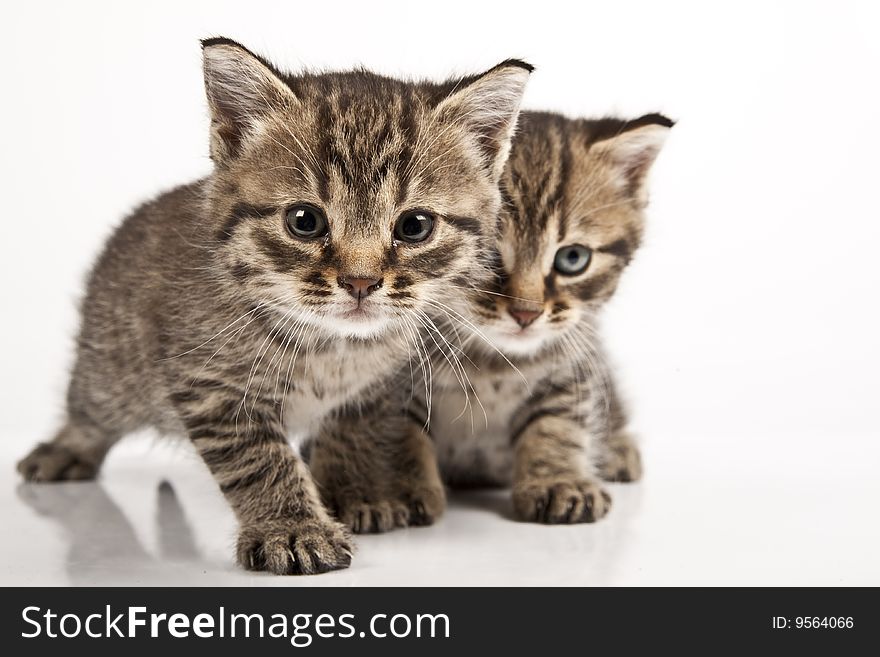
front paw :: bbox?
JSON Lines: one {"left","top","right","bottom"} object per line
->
{"left": 406, "top": 484, "right": 446, "bottom": 527}
{"left": 513, "top": 478, "right": 611, "bottom": 524}
{"left": 598, "top": 437, "right": 643, "bottom": 483}
{"left": 334, "top": 497, "right": 409, "bottom": 534}
{"left": 17, "top": 442, "right": 99, "bottom": 482}
{"left": 237, "top": 518, "right": 352, "bottom": 575}
{"left": 331, "top": 485, "right": 446, "bottom": 534}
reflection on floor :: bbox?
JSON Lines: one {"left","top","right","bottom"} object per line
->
{"left": 3, "top": 434, "right": 878, "bottom": 586}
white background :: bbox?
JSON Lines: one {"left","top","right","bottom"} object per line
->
{"left": 1, "top": 0, "right": 878, "bottom": 585}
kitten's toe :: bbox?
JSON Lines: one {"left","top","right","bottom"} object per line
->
{"left": 339, "top": 500, "right": 409, "bottom": 534}
{"left": 237, "top": 518, "right": 352, "bottom": 575}
{"left": 599, "top": 438, "right": 643, "bottom": 483}
{"left": 405, "top": 485, "right": 446, "bottom": 527}
{"left": 17, "top": 442, "right": 99, "bottom": 482}
{"left": 513, "top": 478, "right": 611, "bottom": 524}
{"left": 331, "top": 483, "right": 445, "bottom": 533}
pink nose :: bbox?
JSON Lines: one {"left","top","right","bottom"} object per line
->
{"left": 509, "top": 308, "right": 542, "bottom": 328}
{"left": 338, "top": 276, "right": 383, "bottom": 299}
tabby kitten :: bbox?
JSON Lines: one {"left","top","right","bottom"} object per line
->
{"left": 437, "top": 111, "right": 672, "bottom": 521}
{"left": 16, "top": 38, "right": 532, "bottom": 574}
{"left": 332, "top": 111, "right": 671, "bottom": 526}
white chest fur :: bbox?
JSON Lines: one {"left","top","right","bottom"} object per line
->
{"left": 429, "top": 364, "right": 538, "bottom": 486}
{"left": 282, "top": 338, "right": 402, "bottom": 440}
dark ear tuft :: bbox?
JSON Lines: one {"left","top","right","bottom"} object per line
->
{"left": 201, "top": 36, "right": 247, "bottom": 50}
{"left": 491, "top": 58, "right": 535, "bottom": 74}
{"left": 631, "top": 113, "right": 675, "bottom": 129}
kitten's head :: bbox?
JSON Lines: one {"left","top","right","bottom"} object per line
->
{"left": 201, "top": 38, "right": 531, "bottom": 339}
{"left": 471, "top": 112, "right": 673, "bottom": 357}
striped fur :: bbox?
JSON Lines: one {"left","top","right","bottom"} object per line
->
{"left": 349, "top": 111, "right": 672, "bottom": 525}
{"left": 16, "top": 38, "right": 532, "bottom": 573}
{"left": 435, "top": 111, "right": 671, "bottom": 522}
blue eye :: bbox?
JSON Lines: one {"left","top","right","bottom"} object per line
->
{"left": 553, "top": 244, "right": 592, "bottom": 275}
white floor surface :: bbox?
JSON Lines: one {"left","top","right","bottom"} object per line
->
{"left": 2, "top": 432, "right": 877, "bottom": 587}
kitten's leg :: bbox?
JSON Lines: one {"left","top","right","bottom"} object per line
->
{"left": 172, "top": 384, "right": 351, "bottom": 575}
{"left": 18, "top": 405, "right": 122, "bottom": 482}
{"left": 511, "top": 414, "right": 611, "bottom": 524}
{"left": 596, "top": 382, "right": 643, "bottom": 483}
{"left": 18, "top": 360, "right": 133, "bottom": 482}
{"left": 597, "top": 432, "right": 643, "bottom": 483}
{"left": 310, "top": 411, "right": 446, "bottom": 534}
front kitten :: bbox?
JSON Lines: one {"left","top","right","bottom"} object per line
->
{"left": 17, "top": 38, "right": 531, "bottom": 573}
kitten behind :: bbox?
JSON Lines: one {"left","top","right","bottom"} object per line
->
{"left": 439, "top": 111, "right": 672, "bottom": 521}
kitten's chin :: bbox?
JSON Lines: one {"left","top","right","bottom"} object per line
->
{"left": 483, "top": 327, "right": 551, "bottom": 358}
{"left": 319, "top": 309, "right": 392, "bottom": 340}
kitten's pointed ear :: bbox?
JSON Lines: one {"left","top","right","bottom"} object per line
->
{"left": 435, "top": 59, "right": 533, "bottom": 182}
{"left": 201, "top": 37, "right": 298, "bottom": 163}
{"left": 592, "top": 114, "right": 674, "bottom": 204}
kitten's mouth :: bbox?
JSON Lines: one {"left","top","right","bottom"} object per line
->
{"left": 320, "top": 301, "right": 392, "bottom": 339}
{"left": 503, "top": 323, "right": 542, "bottom": 339}
{"left": 339, "top": 306, "right": 374, "bottom": 320}
{"left": 485, "top": 324, "right": 550, "bottom": 357}
{"left": 336, "top": 295, "right": 384, "bottom": 319}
